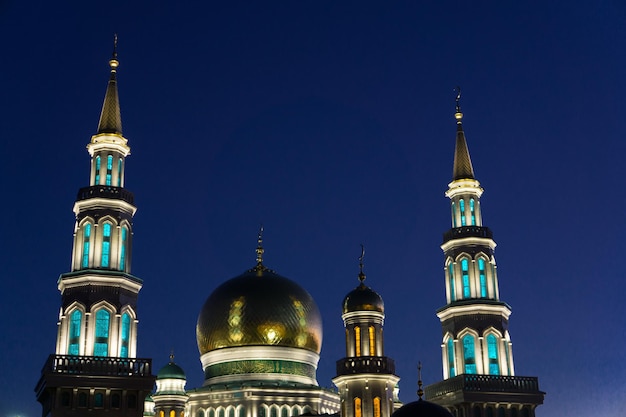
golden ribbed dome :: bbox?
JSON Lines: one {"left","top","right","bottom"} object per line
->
{"left": 196, "top": 267, "right": 322, "bottom": 355}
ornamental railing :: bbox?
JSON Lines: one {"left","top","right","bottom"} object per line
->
{"left": 443, "top": 226, "right": 493, "bottom": 243}
{"left": 336, "top": 356, "right": 395, "bottom": 376}
{"left": 424, "top": 374, "right": 541, "bottom": 399}
{"left": 76, "top": 185, "right": 135, "bottom": 205}
{"left": 41, "top": 354, "right": 152, "bottom": 377}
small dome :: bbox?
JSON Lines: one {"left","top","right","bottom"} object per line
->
{"left": 156, "top": 362, "right": 186, "bottom": 380}
{"left": 197, "top": 266, "right": 322, "bottom": 355}
{"left": 343, "top": 282, "right": 384, "bottom": 314}
{"left": 391, "top": 400, "right": 454, "bottom": 417}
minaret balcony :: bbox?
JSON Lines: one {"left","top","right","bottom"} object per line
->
{"left": 77, "top": 185, "right": 135, "bottom": 205}
{"left": 39, "top": 354, "right": 152, "bottom": 377}
{"left": 336, "top": 356, "right": 396, "bottom": 376}
{"left": 425, "top": 374, "right": 544, "bottom": 403}
{"left": 443, "top": 226, "right": 492, "bottom": 243}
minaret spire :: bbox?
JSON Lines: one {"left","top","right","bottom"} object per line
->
{"left": 358, "top": 244, "right": 366, "bottom": 283}
{"left": 97, "top": 34, "right": 123, "bottom": 135}
{"left": 452, "top": 86, "right": 475, "bottom": 181}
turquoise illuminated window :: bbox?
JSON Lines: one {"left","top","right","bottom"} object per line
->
{"left": 447, "top": 339, "right": 455, "bottom": 377}
{"left": 82, "top": 223, "right": 91, "bottom": 268}
{"left": 95, "top": 156, "right": 101, "bottom": 184}
{"left": 117, "top": 158, "right": 122, "bottom": 186}
{"left": 463, "top": 335, "right": 477, "bottom": 374}
{"left": 94, "top": 392, "right": 103, "bottom": 407}
{"left": 451, "top": 201, "right": 457, "bottom": 227}
{"left": 470, "top": 198, "right": 476, "bottom": 225}
{"left": 101, "top": 223, "right": 111, "bottom": 267}
{"left": 106, "top": 155, "right": 113, "bottom": 186}
{"left": 120, "top": 226, "right": 128, "bottom": 270}
{"left": 459, "top": 199, "right": 466, "bottom": 226}
{"left": 487, "top": 334, "right": 500, "bottom": 375}
{"left": 94, "top": 309, "right": 110, "bottom": 356}
{"left": 68, "top": 310, "right": 82, "bottom": 355}
{"left": 478, "top": 258, "right": 487, "bottom": 297}
{"left": 120, "top": 313, "right": 130, "bottom": 358}
{"left": 461, "top": 259, "right": 470, "bottom": 298}
{"left": 448, "top": 264, "right": 456, "bottom": 301}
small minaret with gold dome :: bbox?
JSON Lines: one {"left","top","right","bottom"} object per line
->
{"left": 35, "top": 37, "right": 154, "bottom": 417}
{"left": 333, "top": 247, "right": 401, "bottom": 417}
{"left": 424, "top": 90, "right": 544, "bottom": 416}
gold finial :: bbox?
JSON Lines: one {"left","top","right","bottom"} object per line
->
{"left": 109, "top": 33, "right": 119, "bottom": 70}
{"left": 454, "top": 86, "right": 463, "bottom": 123}
{"left": 358, "top": 244, "right": 366, "bottom": 283}
{"left": 256, "top": 225, "right": 265, "bottom": 266}
{"left": 417, "top": 362, "right": 424, "bottom": 400}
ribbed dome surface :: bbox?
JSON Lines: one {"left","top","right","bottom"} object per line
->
{"left": 156, "top": 362, "right": 186, "bottom": 380}
{"left": 343, "top": 283, "right": 384, "bottom": 314}
{"left": 392, "top": 400, "right": 454, "bottom": 417}
{"left": 196, "top": 267, "right": 322, "bottom": 355}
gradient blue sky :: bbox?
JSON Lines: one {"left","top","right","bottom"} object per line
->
{"left": 1, "top": 1, "right": 625, "bottom": 416}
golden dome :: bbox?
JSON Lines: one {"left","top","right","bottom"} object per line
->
{"left": 342, "top": 282, "right": 384, "bottom": 314}
{"left": 196, "top": 267, "right": 323, "bottom": 355}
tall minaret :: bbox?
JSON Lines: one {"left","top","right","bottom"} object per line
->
{"left": 333, "top": 247, "right": 401, "bottom": 417}
{"left": 35, "top": 37, "right": 154, "bottom": 417}
{"left": 424, "top": 90, "right": 544, "bottom": 417}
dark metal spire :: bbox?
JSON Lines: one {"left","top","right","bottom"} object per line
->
{"left": 451, "top": 87, "right": 475, "bottom": 181}
{"left": 96, "top": 34, "right": 123, "bottom": 135}
{"left": 417, "top": 362, "right": 424, "bottom": 400}
{"left": 358, "top": 244, "right": 366, "bottom": 283}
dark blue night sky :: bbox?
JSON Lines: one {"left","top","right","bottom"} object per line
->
{"left": 1, "top": 2, "right": 625, "bottom": 416}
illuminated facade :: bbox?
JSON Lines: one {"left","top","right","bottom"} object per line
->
{"left": 423, "top": 98, "right": 545, "bottom": 416}
{"left": 35, "top": 44, "right": 545, "bottom": 417}
{"left": 35, "top": 44, "right": 155, "bottom": 417}
{"left": 332, "top": 253, "right": 401, "bottom": 417}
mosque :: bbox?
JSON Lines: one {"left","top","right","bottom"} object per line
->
{"left": 34, "top": 47, "right": 545, "bottom": 417}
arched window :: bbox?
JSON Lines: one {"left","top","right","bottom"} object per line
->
{"left": 78, "top": 392, "right": 87, "bottom": 407}
{"left": 209, "top": 410, "right": 215, "bottom": 417}
{"left": 369, "top": 326, "right": 376, "bottom": 356}
{"left": 120, "top": 226, "right": 128, "bottom": 270}
{"left": 461, "top": 259, "right": 470, "bottom": 298}
{"left": 230, "top": 408, "right": 236, "bottom": 417}
{"left": 373, "top": 398, "right": 381, "bottom": 417}
{"left": 171, "top": 410, "right": 176, "bottom": 417}
{"left": 94, "top": 392, "right": 104, "bottom": 407}
{"left": 117, "top": 158, "right": 123, "bottom": 186}
{"left": 355, "top": 326, "right": 361, "bottom": 356}
{"left": 354, "top": 398, "right": 362, "bottom": 417}
{"left": 487, "top": 334, "right": 500, "bottom": 375}
{"left": 270, "top": 408, "right": 277, "bottom": 417}
{"left": 127, "top": 394, "right": 137, "bottom": 408}
{"left": 68, "top": 310, "right": 82, "bottom": 355}
{"left": 478, "top": 258, "right": 487, "bottom": 297}
{"left": 497, "top": 407, "right": 505, "bottom": 417}
{"left": 510, "top": 408, "right": 518, "bottom": 417}
{"left": 219, "top": 409, "right": 225, "bottom": 417}
{"left": 94, "top": 309, "right": 110, "bottom": 356}
{"left": 101, "top": 223, "right": 111, "bottom": 267}
{"left": 120, "top": 312, "right": 131, "bottom": 358}
{"left": 447, "top": 339, "right": 456, "bottom": 377}
{"left": 82, "top": 223, "right": 91, "bottom": 268}
{"left": 112, "top": 393, "right": 121, "bottom": 408}
{"left": 95, "top": 155, "right": 101, "bottom": 184}
{"left": 462, "top": 334, "right": 477, "bottom": 374}
{"left": 486, "top": 407, "right": 494, "bottom": 417}
{"left": 257, "top": 407, "right": 265, "bottom": 417}
{"left": 448, "top": 263, "right": 456, "bottom": 301}
{"left": 302, "top": 407, "right": 311, "bottom": 415}
{"left": 61, "top": 391, "right": 71, "bottom": 406}
{"left": 239, "top": 406, "right": 246, "bottom": 417}
{"left": 160, "top": 412, "right": 165, "bottom": 417}
{"left": 197, "top": 410, "right": 205, "bottom": 417}
{"left": 106, "top": 155, "right": 113, "bottom": 186}
{"left": 451, "top": 201, "right": 457, "bottom": 227}
{"left": 459, "top": 199, "right": 466, "bottom": 226}
{"left": 473, "top": 406, "right": 481, "bottom": 417}
{"left": 281, "top": 409, "right": 288, "bottom": 417}
{"left": 470, "top": 198, "right": 476, "bottom": 225}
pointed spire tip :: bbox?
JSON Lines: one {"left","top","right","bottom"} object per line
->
{"left": 358, "top": 244, "right": 366, "bottom": 283}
